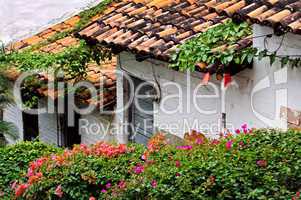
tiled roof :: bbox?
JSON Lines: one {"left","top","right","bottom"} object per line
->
{"left": 206, "top": 0, "right": 301, "bottom": 35}
{"left": 77, "top": 0, "right": 253, "bottom": 62}
{"left": 6, "top": 16, "right": 81, "bottom": 51}
{"left": 5, "top": 14, "right": 116, "bottom": 108}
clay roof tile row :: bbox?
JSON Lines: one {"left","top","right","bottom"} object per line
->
{"left": 206, "top": 0, "right": 301, "bottom": 35}
{"left": 77, "top": 0, "right": 253, "bottom": 61}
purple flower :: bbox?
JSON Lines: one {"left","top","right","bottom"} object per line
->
{"left": 105, "top": 183, "right": 111, "bottom": 189}
{"left": 133, "top": 164, "right": 144, "bottom": 174}
{"left": 176, "top": 145, "right": 192, "bottom": 150}
{"left": 101, "top": 189, "right": 107, "bottom": 193}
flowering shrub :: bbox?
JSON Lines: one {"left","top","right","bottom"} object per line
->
{"left": 0, "top": 141, "right": 61, "bottom": 199}
{"left": 2, "top": 127, "right": 301, "bottom": 199}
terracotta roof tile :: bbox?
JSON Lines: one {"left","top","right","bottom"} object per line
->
{"left": 205, "top": 0, "right": 301, "bottom": 35}
{"left": 78, "top": 0, "right": 242, "bottom": 61}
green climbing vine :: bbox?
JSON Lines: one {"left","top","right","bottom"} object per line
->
{"left": 171, "top": 20, "right": 301, "bottom": 72}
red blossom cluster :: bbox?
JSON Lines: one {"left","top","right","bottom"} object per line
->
{"left": 13, "top": 142, "right": 129, "bottom": 199}
{"left": 147, "top": 133, "right": 167, "bottom": 153}
{"left": 72, "top": 142, "right": 128, "bottom": 158}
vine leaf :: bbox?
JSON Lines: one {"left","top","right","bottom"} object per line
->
{"left": 281, "top": 56, "right": 289, "bottom": 68}
{"left": 269, "top": 53, "right": 277, "bottom": 66}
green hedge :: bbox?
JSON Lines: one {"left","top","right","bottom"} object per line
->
{"left": 1, "top": 128, "right": 301, "bottom": 200}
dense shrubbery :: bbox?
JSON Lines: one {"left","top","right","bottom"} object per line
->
{"left": 0, "top": 141, "right": 61, "bottom": 198}
{"left": 1, "top": 127, "right": 301, "bottom": 199}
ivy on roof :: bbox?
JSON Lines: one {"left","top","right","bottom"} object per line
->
{"left": 171, "top": 20, "right": 301, "bottom": 73}
{"left": 170, "top": 20, "right": 253, "bottom": 72}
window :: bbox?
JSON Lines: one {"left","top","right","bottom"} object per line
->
{"left": 129, "top": 76, "right": 154, "bottom": 145}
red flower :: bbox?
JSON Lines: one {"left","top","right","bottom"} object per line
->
{"left": 175, "top": 172, "right": 181, "bottom": 177}
{"left": 211, "top": 139, "right": 220, "bottom": 145}
{"left": 151, "top": 180, "right": 157, "bottom": 188}
{"left": 175, "top": 160, "right": 181, "bottom": 168}
{"left": 256, "top": 160, "right": 267, "bottom": 168}
{"left": 235, "top": 129, "right": 241, "bottom": 134}
{"left": 55, "top": 185, "right": 63, "bottom": 198}
{"left": 15, "top": 184, "right": 28, "bottom": 198}
{"left": 225, "top": 140, "right": 233, "bottom": 150}
{"left": 292, "top": 191, "right": 300, "bottom": 200}
{"left": 209, "top": 176, "right": 215, "bottom": 184}
{"left": 89, "top": 197, "right": 96, "bottom": 200}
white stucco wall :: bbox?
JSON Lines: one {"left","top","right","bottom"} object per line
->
{"left": 3, "top": 104, "right": 23, "bottom": 143}
{"left": 117, "top": 26, "right": 301, "bottom": 140}
{"left": 79, "top": 112, "right": 115, "bottom": 145}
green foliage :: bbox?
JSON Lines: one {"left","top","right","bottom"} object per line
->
{"left": 0, "top": 141, "right": 61, "bottom": 197}
{"left": 122, "top": 129, "right": 301, "bottom": 200}
{"left": 171, "top": 20, "right": 252, "bottom": 71}
{"left": 3, "top": 129, "right": 301, "bottom": 199}
{"left": 171, "top": 20, "right": 301, "bottom": 71}
{"left": 75, "top": 0, "right": 113, "bottom": 32}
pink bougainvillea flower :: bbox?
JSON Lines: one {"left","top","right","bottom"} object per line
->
{"left": 133, "top": 164, "right": 144, "bottom": 174}
{"left": 27, "top": 168, "right": 34, "bottom": 177}
{"left": 196, "top": 138, "right": 204, "bottom": 145}
{"left": 118, "top": 180, "right": 126, "bottom": 189}
{"left": 55, "top": 185, "right": 63, "bottom": 198}
{"left": 15, "top": 184, "right": 28, "bottom": 198}
{"left": 225, "top": 140, "right": 233, "bottom": 150}
{"left": 28, "top": 175, "right": 40, "bottom": 185}
{"left": 36, "top": 172, "right": 43, "bottom": 178}
{"left": 211, "top": 139, "right": 220, "bottom": 145}
{"left": 89, "top": 196, "right": 96, "bottom": 200}
{"left": 151, "top": 180, "right": 157, "bottom": 188}
{"left": 239, "top": 141, "right": 244, "bottom": 147}
{"left": 105, "top": 183, "right": 111, "bottom": 189}
{"left": 235, "top": 129, "right": 241, "bottom": 134}
{"left": 11, "top": 181, "right": 17, "bottom": 190}
{"left": 256, "top": 160, "right": 268, "bottom": 168}
{"left": 101, "top": 189, "right": 107, "bottom": 193}
{"left": 0, "top": 191, "right": 4, "bottom": 197}
{"left": 175, "top": 160, "right": 181, "bottom": 168}
{"left": 241, "top": 124, "right": 247, "bottom": 129}
{"left": 176, "top": 145, "right": 192, "bottom": 150}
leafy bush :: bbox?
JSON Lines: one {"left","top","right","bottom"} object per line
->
{"left": 4, "top": 127, "right": 301, "bottom": 200}
{"left": 0, "top": 141, "right": 61, "bottom": 198}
